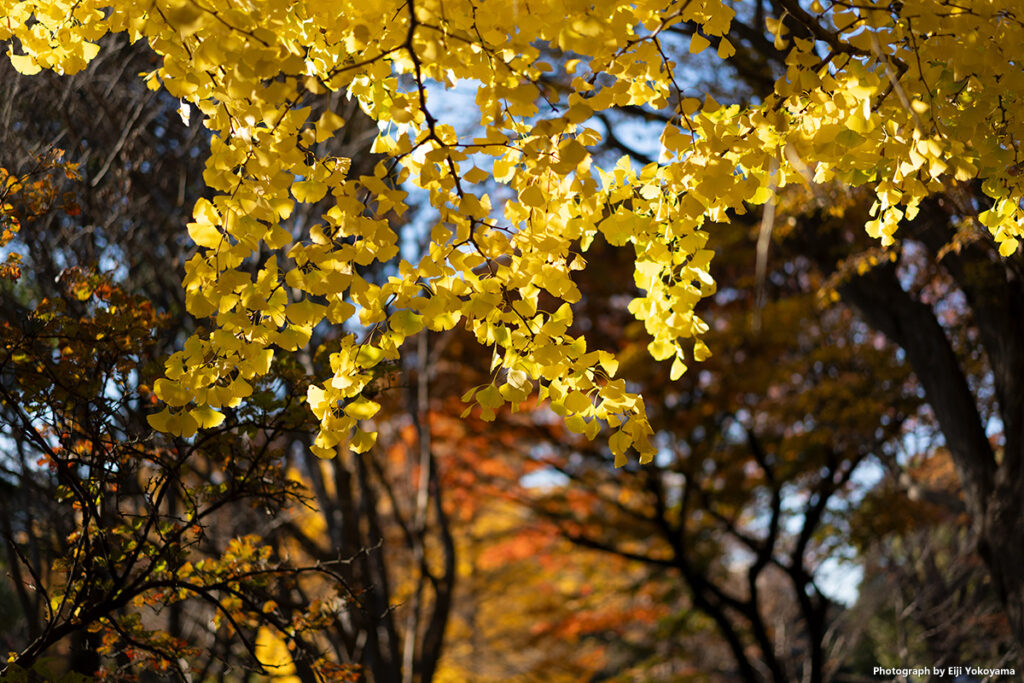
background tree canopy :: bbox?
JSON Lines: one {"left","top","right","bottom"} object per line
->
{"left": 2, "top": 0, "right": 1023, "bottom": 680}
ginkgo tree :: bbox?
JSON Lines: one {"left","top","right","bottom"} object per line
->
{"left": 0, "top": 0, "right": 1015, "bottom": 457}
{"left": 6, "top": 0, "right": 1024, "bottom": 647}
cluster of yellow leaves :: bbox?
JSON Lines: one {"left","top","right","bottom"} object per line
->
{"left": 4, "top": 0, "right": 1021, "bottom": 463}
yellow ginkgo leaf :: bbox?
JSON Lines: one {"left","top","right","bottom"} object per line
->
{"left": 190, "top": 405, "right": 225, "bottom": 429}
{"left": 292, "top": 179, "right": 328, "bottom": 203}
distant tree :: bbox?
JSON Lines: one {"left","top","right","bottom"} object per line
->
{"left": 841, "top": 450, "right": 1017, "bottom": 678}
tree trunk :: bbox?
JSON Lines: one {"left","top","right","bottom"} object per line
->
{"left": 829, "top": 217, "right": 1024, "bottom": 653}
